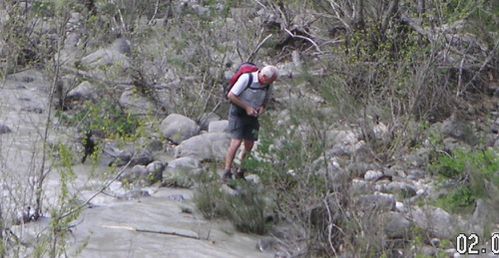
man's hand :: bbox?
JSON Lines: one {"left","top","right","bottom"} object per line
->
{"left": 257, "top": 106, "right": 266, "bottom": 116}
{"left": 246, "top": 106, "right": 258, "bottom": 117}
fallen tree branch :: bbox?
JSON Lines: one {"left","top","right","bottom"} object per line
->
{"left": 247, "top": 33, "right": 273, "bottom": 63}
{"left": 459, "top": 40, "right": 499, "bottom": 95}
{"left": 284, "top": 28, "right": 323, "bottom": 54}
{"left": 102, "top": 225, "right": 201, "bottom": 240}
{"left": 400, "top": 13, "right": 434, "bottom": 41}
{"left": 57, "top": 158, "right": 133, "bottom": 221}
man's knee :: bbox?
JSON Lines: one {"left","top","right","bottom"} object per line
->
{"left": 243, "top": 140, "right": 255, "bottom": 151}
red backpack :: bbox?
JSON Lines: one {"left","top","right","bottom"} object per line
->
{"left": 224, "top": 62, "right": 259, "bottom": 99}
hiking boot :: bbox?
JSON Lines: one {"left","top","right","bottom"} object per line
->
{"left": 222, "top": 169, "right": 233, "bottom": 183}
{"left": 235, "top": 168, "right": 246, "bottom": 180}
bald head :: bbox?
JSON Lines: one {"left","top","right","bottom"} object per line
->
{"left": 258, "top": 65, "right": 278, "bottom": 85}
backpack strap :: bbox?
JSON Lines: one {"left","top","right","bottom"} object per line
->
{"left": 245, "top": 73, "right": 270, "bottom": 91}
{"left": 244, "top": 73, "right": 253, "bottom": 91}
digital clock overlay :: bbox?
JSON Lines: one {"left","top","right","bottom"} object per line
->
{"left": 455, "top": 232, "right": 499, "bottom": 255}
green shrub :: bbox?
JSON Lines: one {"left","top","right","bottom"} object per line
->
{"left": 193, "top": 181, "right": 227, "bottom": 219}
{"left": 431, "top": 148, "right": 499, "bottom": 213}
{"left": 57, "top": 100, "right": 141, "bottom": 138}
{"left": 225, "top": 182, "right": 271, "bottom": 235}
{"left": 193, "top": 173, "right": 271, "bottom": 234}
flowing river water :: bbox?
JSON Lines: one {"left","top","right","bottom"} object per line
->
{"left": 0, "top": 70, "right": 272, "bottom": 258}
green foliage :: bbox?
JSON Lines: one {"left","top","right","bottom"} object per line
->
{"left": 32, "top": 1, "right": 56, "bottom": 17}
{"left": 431, "top": 148, "right": 499, "bottom": 213}
{"left": 193, "top": 181, "right": 227, "bottom": 219}
{"left": 193, "top": 170, "right": 271, "bottom": 234}
{"left": 57, "top": 100, "right": 140, "bottom": 138}
{"left": 440, "top": 0, "right": 486, "bottom": 23}
{"left": 226, "top": 182, "right": 271, "bottom": 234}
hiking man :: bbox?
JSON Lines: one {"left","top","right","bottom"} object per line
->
{"left": 223, "top": 65, "right": 278, "bottom": 182}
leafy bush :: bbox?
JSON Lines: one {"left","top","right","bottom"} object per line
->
{"left": 193, "top": 173, "right": 271, "bottom": 234}
{"left": 431, "top": 148, "right": 499, "bottom": 213}
{"left": 57, "top": 100, "right": 141, "bottom": 138}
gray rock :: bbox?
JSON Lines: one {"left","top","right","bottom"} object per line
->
{"left": 198, "top": 112, "right": 220, "bottom": 131}
{"left": 130, "top": 149, "right": 154, "bottom": 166}
{"left": 119, "top": 89, "right": 155, "bottom": 116}
{"left": 0, "top": 123, "right": 11, "bottom": 134}
{"left": 162, "top": 157, "right": 203, "bottom": 188}
{"left": 117, "top": 189, "right": 150, "bottom": 200}
{"left": 403, "top": 148, "right": 431, "bottom": 168}
{"left": 111, "top": 37, "right": 131, "bottom": 55}
{"left": 146, "top": 161, "right": 166, "bottom": 183}
{"left": 119, "top": 161, "right": 163, "bottom": 186}
{"left": 174, "top": 132, "right": 230, "bottom": 161}
{"left": 166, "top": 194, "right": 186, "bottom": 202}
{"left": 208, "top": 120, "right": 228, "bottom": 133}
{"left": 364, "top": 170, "right": 384, "bottom": 181}
{"left": 356, "top": 193, "right": 396, "bottom": 212}
{"left": 325, "top": 129, "right": 359, "bottom": 149}
{"left": 352, "top": 141, "right": 374, "bottom": 162}
{"left": 119, "top": 165, "right": 146, "bottom": 184}
{"left": 101, "top": 143, "right": 133, "bottom": 167}
{"left": 407, "top": 168, "right": 426, "bottom": 180}
{"left": 67, "top": 81, "right": 98, "bottom": 101}
{"left": 383, "top": 212, "right": 412, "bottom": 239}
{"left": 351, "top": 179, "right": 372, "bottom": 195}
{"left": 20, "top": 107, "right": 43, "bottom": 114}
{"left": 441, "top": 115, "right": 477, "bottom": 144}
{"left": 165, "top": 157, "right": 202, "bottom": 176}
{"left": 409, "top": 206, "right": 458, "bottom": 239}
{"left": 384, "top": 181, "right": 417, "bottom": 198}
{"left": 347, "top": 162, "right": 379, "bottom": 178}
{"left": 81, "top": 48, "right": 130, "bottom": 68}
{"left": 160, "top": 113, "right": 200, "bottom": 144}
{"left": 256, "top": 237, "right": 278, "bottom": 252}
{"left": 468, "top": 199, "right": 497, "bottom": 236}
{"left": 420, "top": 246, "right": 439, "bottom": 257}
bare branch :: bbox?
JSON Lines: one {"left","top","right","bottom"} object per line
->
{"left": 252, "top": 0, "right": 267, "bottom": 9}
{"left": 101, "top": 225, "right": 201, "bottom": 240}
{"left": 284, "top": 28, "right": 322, "bottom": 54}
{"left": 247, "top": 34, "right": 273, "bottom": 63}
{"left": 58, "top": 158, "right": 133, "bottom": 221}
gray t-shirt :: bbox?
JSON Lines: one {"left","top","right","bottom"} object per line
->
{"left": 230, "top": 72, "right": 272, "bottom": 109}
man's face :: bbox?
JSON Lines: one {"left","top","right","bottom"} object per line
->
{"left": 259, "top": 73, "right": 277, "bottom": 85}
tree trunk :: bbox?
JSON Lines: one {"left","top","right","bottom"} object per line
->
{"left": 353, "top": 0, "right": 365, "bottom": 30}
{"left": 417, "top": 0, "right": 425, "bottom": 18}
{"left": 417, "top": 0, "right": 426, "bottom": 44}
{"left": 381, "top": 0, "right": 399, "bottom": 35}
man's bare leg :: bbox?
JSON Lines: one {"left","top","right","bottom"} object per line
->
{"left": 224, "top": 138, "right": 243, "bottom": 176}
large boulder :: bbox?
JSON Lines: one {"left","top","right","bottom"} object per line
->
{"left": 208, "top": 120, "right": 228, "bottom": 133}
{"left": 162, "top": 157, "right": 204, "bottom": 188}
{"left": 110, "top": 37, "right": 131, "bottom": 55}
{"left": 174, "top": 132, "right": 230, "bottom": 161}
{"left": 382, "top": 212, "right": 412, "bottom": 239}
{"left": 0, "top": 123, "right": 11, "bottom": 134}
{"left": 441, "top": 114, "right": 477, "bottom": 145}
{"left": 356, "top": 193, "right": 396, "bottom": 212}
{"left": 198, "top": 112, "right": 221, "bottom": 131}
{"left": 101, "top": 143, "right": 154, "bottom": 167}
{"left": 81, "top": 48, "right": 130, "bottom": 69}
{"left": 409, "top": 206, "right": 459, "bottom": 239}
{"left": 119, "top": 89, "right": 155, "bottom": 116}
{"left": 66, "top": 81, "right": 99, "bottom": 101}
{"left": 160, "top": 114, "right": 200, "bottom": 144}
{"left": 119, "top": 161, "right": 164, "bottom": 186}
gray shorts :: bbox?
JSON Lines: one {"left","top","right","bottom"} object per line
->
{"left": 228, "top": 115, "right": 259, "bottom": 141}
